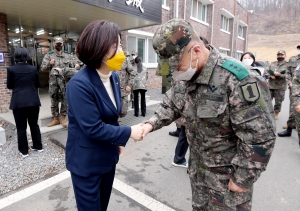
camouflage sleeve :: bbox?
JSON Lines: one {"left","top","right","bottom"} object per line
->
{"left": 292, "top": 70, "right": 300, "bottom": 106}
{"left": 144, "top": 88, "right": 181, "bottom": 131}
{"left": 229, "top": 76, "right": 276, "bottom": 189}
{"left": 40, "top": 54, "right": 51, "bottom": 72}
{"left": 264, "top": 66, "right": 270, "bottom": 79}
{"left": 64, "top": 67, "right": 79, "bottom": 82}
{"left": 126, "top": 59, "right": 135, "bottom": 87}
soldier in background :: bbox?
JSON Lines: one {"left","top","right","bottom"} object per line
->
{"left": 40, "top": 37, "right": 72, "bottom": 127}
{"left": 292, "top": 64, "right": 300, "bottom": 146}
{"left": 114, "top": 51, "right": 135, "bottom": 117}
{"left": 264, "top": 50, "right": 291, "bottom": 120}
{"left": 140, "top": 19, "right": 276, "bottom": 210}
{"left": 71, "top": 48, "right": 84, "bottom": 71}
{"left": 130, "top": 51, "right": 138, "bottom": 108}
{"left": 278, "top": 45, "right": 300, "bottom": 136}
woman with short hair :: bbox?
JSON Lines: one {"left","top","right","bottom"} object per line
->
{"left": 7, "top": 47, "right": 43, "bottom": 158}
{"left": 66, "top": 20, "right": 144, "bottom": 211}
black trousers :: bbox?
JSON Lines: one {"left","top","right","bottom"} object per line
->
{"left": 174, "top": 126, "right": 189, "bottom": 164}
{"left": 133, "top": 89, "right": 146, "bottom": 116}
{"left": 71, "top": 165, "right": 116, "bottom": 211}
{"left": 12, "top": 106, "right": 42, "bottom": 154}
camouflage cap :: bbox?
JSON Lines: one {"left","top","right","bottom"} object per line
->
{"left": 153, "top": 18, "right": 194, "bottom": 76}
{"left": 277, "top": 50, "right": 286, "bottom": 55}
{"left": 54, "top": 37, "right": 64, "bottom": 44}
{"left": 132, "top": 51, "right": 137, "bottom": 55}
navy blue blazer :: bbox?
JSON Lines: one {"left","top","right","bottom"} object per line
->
{"left": 7, "top": 63, "right": 41, "bottom": 110}
{"left": 66, "top": 66, "right": 131, "bottom": 177}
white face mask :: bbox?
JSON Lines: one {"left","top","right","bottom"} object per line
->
{"left": 172, "top": 49, "right": 198, "bottom": 81}
{"left": 132, "top": 55, "right": 137, "bottom": 60}
{"left": 242, "top": 59, "right": 253, "bottom": 66}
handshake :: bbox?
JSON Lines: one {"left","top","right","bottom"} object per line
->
{"left": 130, "top": 123, "right": 153, "bottom": 142}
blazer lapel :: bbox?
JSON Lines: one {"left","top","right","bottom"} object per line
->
{"left": 110, "top": 74, "right": 122, "bottom": 115}
{"left": 87, "top": 67, "right": 119, "bottom": 116}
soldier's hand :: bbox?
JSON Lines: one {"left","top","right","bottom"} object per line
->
{"left": 228, "top": 178, "right": 249, "bottom": 193}
{"left": 125, "top": 86, "right": 131, "bottom": 92}
{"left": 50, "top": 59, "right": 55, "bottom": 65}
{"left": 274, "top": 72, "right": 281, "bottom": 77}
{"left": 75, "top": 64, "right": 80, "bottom": 68}
{"left": 270, "top": 76, "right": 276, "bottom": 80}
{"left": 141, "top": 123, "right": 153, "bottom": 138}
{"left": 295, "top": 105, "right": 300, "bottom": 114}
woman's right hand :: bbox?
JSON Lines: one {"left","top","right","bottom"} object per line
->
{"left": 130, "top": 124, "right": 144, "bottom": 141}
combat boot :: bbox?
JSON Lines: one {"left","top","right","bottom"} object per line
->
{"left": 274, "top": 110, "right": 279, "bottom": 120}
{"left": 47, "top": 116, "right": 60, "bottom": 127}
{"left": 61, "top": 115, "right": 68, "bottom": 128}
{"left": 277, "top": 127, "right": 292, "bottom": 137}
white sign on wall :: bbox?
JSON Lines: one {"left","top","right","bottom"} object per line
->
{"left": 108, "top": 0, "right": 144, "bottom": 13}
{"left": 0, "top": 52, "right": 4, "bottom": 63}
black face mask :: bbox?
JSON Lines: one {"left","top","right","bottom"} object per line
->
{"left": 277, "top": 57, "right": 284, "bottom": 61}
{"left": 55, "top": 45, "right": 62, "bottom": 51}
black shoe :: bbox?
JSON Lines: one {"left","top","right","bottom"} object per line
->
{"left": 134, "top": 114, "right": 138, "bottom": 117}
{"left": 142, "top": 114, "right": 145, "bottom": 117}
{"left": 169, "top": 130, "right": 179, "bottom": 137}
{"left": 277, "top": 128, "right": 292, "bottom": 137}
{"left": 30, "top": 146, "right": 44, "bottom": 152}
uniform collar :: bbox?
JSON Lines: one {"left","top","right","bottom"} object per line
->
{"left": 190, "top": 45, "right": 219, "bottom": 85}
{"left": 54, "top": 50, "right": 65, "bottom": 57}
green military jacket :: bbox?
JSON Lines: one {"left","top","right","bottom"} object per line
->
{"left": 115, "top": 57, "right": 135, "bottom": 97}
{"left": 265, "top": 60, "right": 290, "bottom": 90}
{"left": 145, "top": 46, "right": 276, "bottom": 190}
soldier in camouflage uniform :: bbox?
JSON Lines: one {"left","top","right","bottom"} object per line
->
{"left": 70, "top": 49, "right": 84, "bottom": 71}
{"left": 40, "top": 37, "right": 73, "bottom": 127}
{"left": 264, "top": 50, "right": 291, "bottom": 120}
{"left": 114, "top": 51, "right": 135, "bottom": 117}
{"left": 278, "top": 46, "right": 300, "bottom": 136}
{"left": 132, "top": 56, "right": 148, "bottom": 117}
{"left": 291, "top": 64, "right": 300, "bottom": 146}
{"left": 140, "top": 19, "right": 276, "bottom": 210}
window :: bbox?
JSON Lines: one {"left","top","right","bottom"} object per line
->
{"left": 219, "top": 47, "right": 230, "bottom": 55}
{"left": 128, "top": 35, "right": 157, "bottom": 65}
{"left": 236, "top": 52, "right": 243, "bottom": 60}
{"left": 221, "top": 15, "right": 229, "bottom": 32}
{"left": 162, "top": 0, "right": 169, "bottom": 10}
{"left": 162, "top": 0, "right": 166, "bottom": 6}
{"left": 238, "top": 25, "right": 244, "bottom": 38}
{"left": 191, "top": 0, "right": 207, "bottom": 22}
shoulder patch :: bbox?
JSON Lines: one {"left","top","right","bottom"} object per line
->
{"left": 221, "top": 60, "right": 249, "bottom": 81}
{"left": 240, "top": 82, "right": 260, "bottom": 103}
{"left": 47, "top": 50, "right": 54, "bottom": 54}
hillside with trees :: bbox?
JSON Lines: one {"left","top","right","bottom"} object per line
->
{"left": 238, "top": 0, "right": 300, "bottom": 35}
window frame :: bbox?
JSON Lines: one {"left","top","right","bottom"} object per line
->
{"left": 191, "top": 0, "right": 208, "bottom": 23}
{"left": 162, "top": 0, "right": 170, "bottom": 10}
{"left": 128, "top": 30, "right": 158, "bottom": 68}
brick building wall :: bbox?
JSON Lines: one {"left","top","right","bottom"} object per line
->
{"left": 0, "top": 13, "right": 10, "bottom": 113}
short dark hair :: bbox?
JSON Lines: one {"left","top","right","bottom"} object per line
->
{"left": 76, "top": 20, "right": 121, "bottom": 69}
{"left": 240, "top": 52, "right": 256, "bottom": 64}
{"left": 14, "top": 47, "right": 30, "bottom": 63}
{"left": 200, "top": 36, "right": 209, "bottom": 45}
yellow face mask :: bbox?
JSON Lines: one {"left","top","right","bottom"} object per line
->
{"left": 104, "top": 51, "right": 126, "bottom": 71}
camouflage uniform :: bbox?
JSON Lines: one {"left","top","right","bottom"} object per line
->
{"left": 40, "top": 48, "right": 72, "bottom": 117}
{"left": 291, "top": 65, "right": 300, "bottom": 145}
{"left": 70, "top": 53, "right": 84, "bottom": 71}
{"left": 144, "top": 19, "right": 276, "bottom": 210}
{"left": 264, "top": 60, "right": 290, "bottom": 112}
{"left": 115, "top": 53, "right": 135, "bottom": 117}
{"left": 286, "top": 55, "right": 300, "bottom": 128}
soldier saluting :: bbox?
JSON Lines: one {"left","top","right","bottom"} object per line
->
{"left": 140, "top": 19, "right": 276, "bottom": 210}
{"left": 40, "top": 37, "right": 72, "bottom": 127}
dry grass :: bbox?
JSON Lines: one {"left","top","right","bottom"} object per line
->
{"left": 247, "top": 34, "right": 300, "bottom": 62}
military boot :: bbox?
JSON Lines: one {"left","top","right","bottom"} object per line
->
{"left": 277, "top": 127, "right": 292, "bottom": 137}
{"left": 274, "top": 110, "right": 279, "bottom": 120}
{"left": 61, "top": 115, "right": 68, "bottom": 128}
{"left": 47, "top": 116, "right": 60, "bottom": 127}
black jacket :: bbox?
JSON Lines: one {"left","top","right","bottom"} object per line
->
{"left": 7, "top": 63, "right": 41, "bottom": 110}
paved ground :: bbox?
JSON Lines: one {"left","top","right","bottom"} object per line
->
{"left": 1, "top": 89, "right": 300, "bottom": 211}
